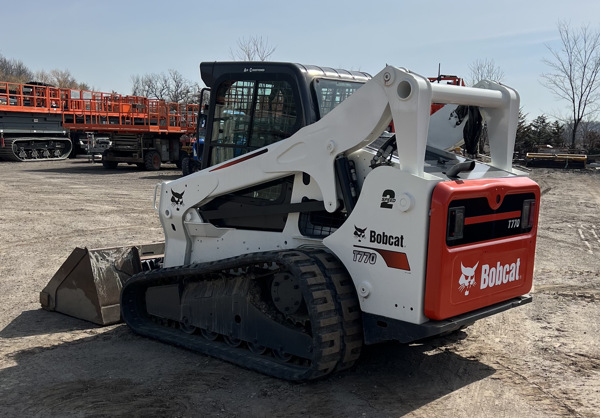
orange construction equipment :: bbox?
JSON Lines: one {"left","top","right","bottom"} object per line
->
{"left": 0, "top": 81, "right": 198, "bottom": 167}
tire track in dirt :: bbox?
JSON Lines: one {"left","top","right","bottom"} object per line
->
{"left": 490, "top": 359, "right": 584, "bottom": 417}
{"left": 576, "top": 223, "right": 600, "bottom": 255}
{"left": 534, "top": 284, "right": 600, "bottom": 301}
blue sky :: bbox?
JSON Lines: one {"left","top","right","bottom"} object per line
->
{"left": 3, "top": 0, "right": 600, "bottom": 121}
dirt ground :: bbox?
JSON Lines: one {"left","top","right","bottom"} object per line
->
{"left": 0, "top": 157, "right": 598, "bottom": 417}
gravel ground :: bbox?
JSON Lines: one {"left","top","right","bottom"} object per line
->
{"left": 0, "top": 158, "right": 598, "bottom": 417}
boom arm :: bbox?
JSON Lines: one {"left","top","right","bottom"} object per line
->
{"left": 157, "top": 65, "right": 520, "bottom": 267}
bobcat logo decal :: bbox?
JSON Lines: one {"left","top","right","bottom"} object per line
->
{"left": 354, "top": 226, "right": 367, "bottom": 241}
{"left": 171, "top": 189, "right": 185, "bottom": 210}
{"left": 458, "top": 262, "right": 478, "bottom": 295}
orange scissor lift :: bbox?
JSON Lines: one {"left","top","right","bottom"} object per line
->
{"left": 0, "top": 81, "right": 198, "bottom": 169}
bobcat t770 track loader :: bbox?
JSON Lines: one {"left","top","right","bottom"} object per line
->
{"left": 42, "top": 62, "right": 539, "bottom": 381}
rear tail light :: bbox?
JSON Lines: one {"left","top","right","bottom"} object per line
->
{"left": 521, "top": 199, "right": 536, "bottom": 230}
{"left": 447, "top": 206, "right": 465, "bottom": 241}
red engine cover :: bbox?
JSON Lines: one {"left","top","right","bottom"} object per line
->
{"left": 424, "top": 176, "right": 540, "bottom": 320}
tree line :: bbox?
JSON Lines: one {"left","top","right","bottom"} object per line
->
{"left": 0, "top": 54, "right": 90, "bottom": 90}
{"left": 541, "top": 21, "right": 600, "bottom": 149}
{"left": 516, "top": 112, "right": 600, "bottom": 156}
{"left": 3, "top": 24, "right": 600, "bottom": 154}
{"left": 130, "top": 70, "right": 199, "bottom": 104}
{"left": 462, "top": 22, "right": 600, "bottom": 157}
{"left": 0, "top": 52, "right": 198, "bottom": 104}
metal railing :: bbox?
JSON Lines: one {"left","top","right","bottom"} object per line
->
{"left": 0, "top": 81, "right": 199, "bottom": 134}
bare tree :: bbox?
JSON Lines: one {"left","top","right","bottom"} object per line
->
{"left": 465, "top": 59, "right": 505, "bottom": 154}
{"left": 0, "top": 54, "right": 33, "bottom": 83}
{"left": 167, "top": 69, "right": 195, "bottom": 103}
{"left": 131, "top": 70, "right": 198, "bottom": 103}
{"left": 1, "top": 53, "right": 92, "bottom": 89}
{"left": 131, "top": 74, "right": 151, "bottom": 97}
{"left": 468, "top": 58, "right": 505, "bottom": 86}
{"left": 541, "top": 21, "right": 600, "bottom": 147}
{"left": 151, "top": 73, "right": 170, "bottom": 100}
{"left": 230, "top": 36, "right": 276, "bottom": 61}
{"left": 31, "top": 68, "right": 89, "bottom": 90}
{"left": 132, "top": 73, "right": 169, "bottom": 100}
{"left": 33, "top": 69, "right": 53, "bottom": 85}
{"left": 50, "top": 69, "right": 77, "bottom": 88}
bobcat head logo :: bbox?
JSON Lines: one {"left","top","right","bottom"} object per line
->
{"left": 458, "top": 262, "right": 478, "bottom": 296}
{"left": 354, "top": 226, "right": 367, "bottom": 241}
{"left": 171, "top": 189, "right": 185, "bottom": 209}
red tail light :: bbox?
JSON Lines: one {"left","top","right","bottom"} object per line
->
{"left": 521, "top": 199, "right": 536, "bottom": 230}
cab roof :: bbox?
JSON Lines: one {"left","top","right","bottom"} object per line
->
{"left": 200, "top": 61, "right": 371, "bottom": 88}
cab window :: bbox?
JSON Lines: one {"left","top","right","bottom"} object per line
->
{"left": 313, "top": 79, "right": 363, "bottom": 118}
{"left": 210, "top": 79, "right": 299, "bottom": 166}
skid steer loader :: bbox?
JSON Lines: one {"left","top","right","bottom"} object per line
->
{"left": 42, "top": 62, "right": 539, "bottom": 380}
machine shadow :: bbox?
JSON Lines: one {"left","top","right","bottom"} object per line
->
{"left": 311, "top": 337, "right": 495, "bottom": 416}
{"left": 0, "top": 309, "right": 98, "bottom": 338}
{"left": 1, "top": 311, "right": 495, "bottom": 417}
{"left": 139, "top": 173, "right": 182, "bottom": 181}
{"left": 22, "top": 159, "right": 181, "bottom": 179}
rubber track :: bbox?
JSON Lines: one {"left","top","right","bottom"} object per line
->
{"left": 305, "top": 249, "right": 363, "bottom": 372}
{"left": 121, "top": 249, "right": 363, "bottom": 381}
{"left": 0, "top": 138, "right": 71, "bottom": 161}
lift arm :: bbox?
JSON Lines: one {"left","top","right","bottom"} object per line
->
{"left": 157, "top": 65, "right": 519, "bottom": 267}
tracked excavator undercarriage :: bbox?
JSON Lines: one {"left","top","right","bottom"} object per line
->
{"left": 121, "top": 249, "right": 362, "bottom": 380}
{"left": 0, "top": 112, "right": 72, "bottom": 161}
{"left": 0, "top": 137, "right": 72, "bottom": 161}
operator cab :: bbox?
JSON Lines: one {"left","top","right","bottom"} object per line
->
{"left": 200, "top": 62, "right": 370, "bottom": 169}
{"left": 197, "top": 62, "right": 370, "bottom": 233}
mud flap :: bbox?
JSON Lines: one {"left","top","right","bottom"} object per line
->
{"left": 40, "top": 243, "right": 164, "bottom": 325}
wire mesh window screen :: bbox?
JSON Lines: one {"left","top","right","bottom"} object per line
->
{"left": 210, "top": 79, "right": 299, "bottom": 166}
{"left": 251, "top": 81, "right": 297, "bottom": 148}
{"left": 313, "top": 79, "right": 363, "bottom": 118}
{"left": 211, "top": 80, "right": 252, "bottom": 164}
